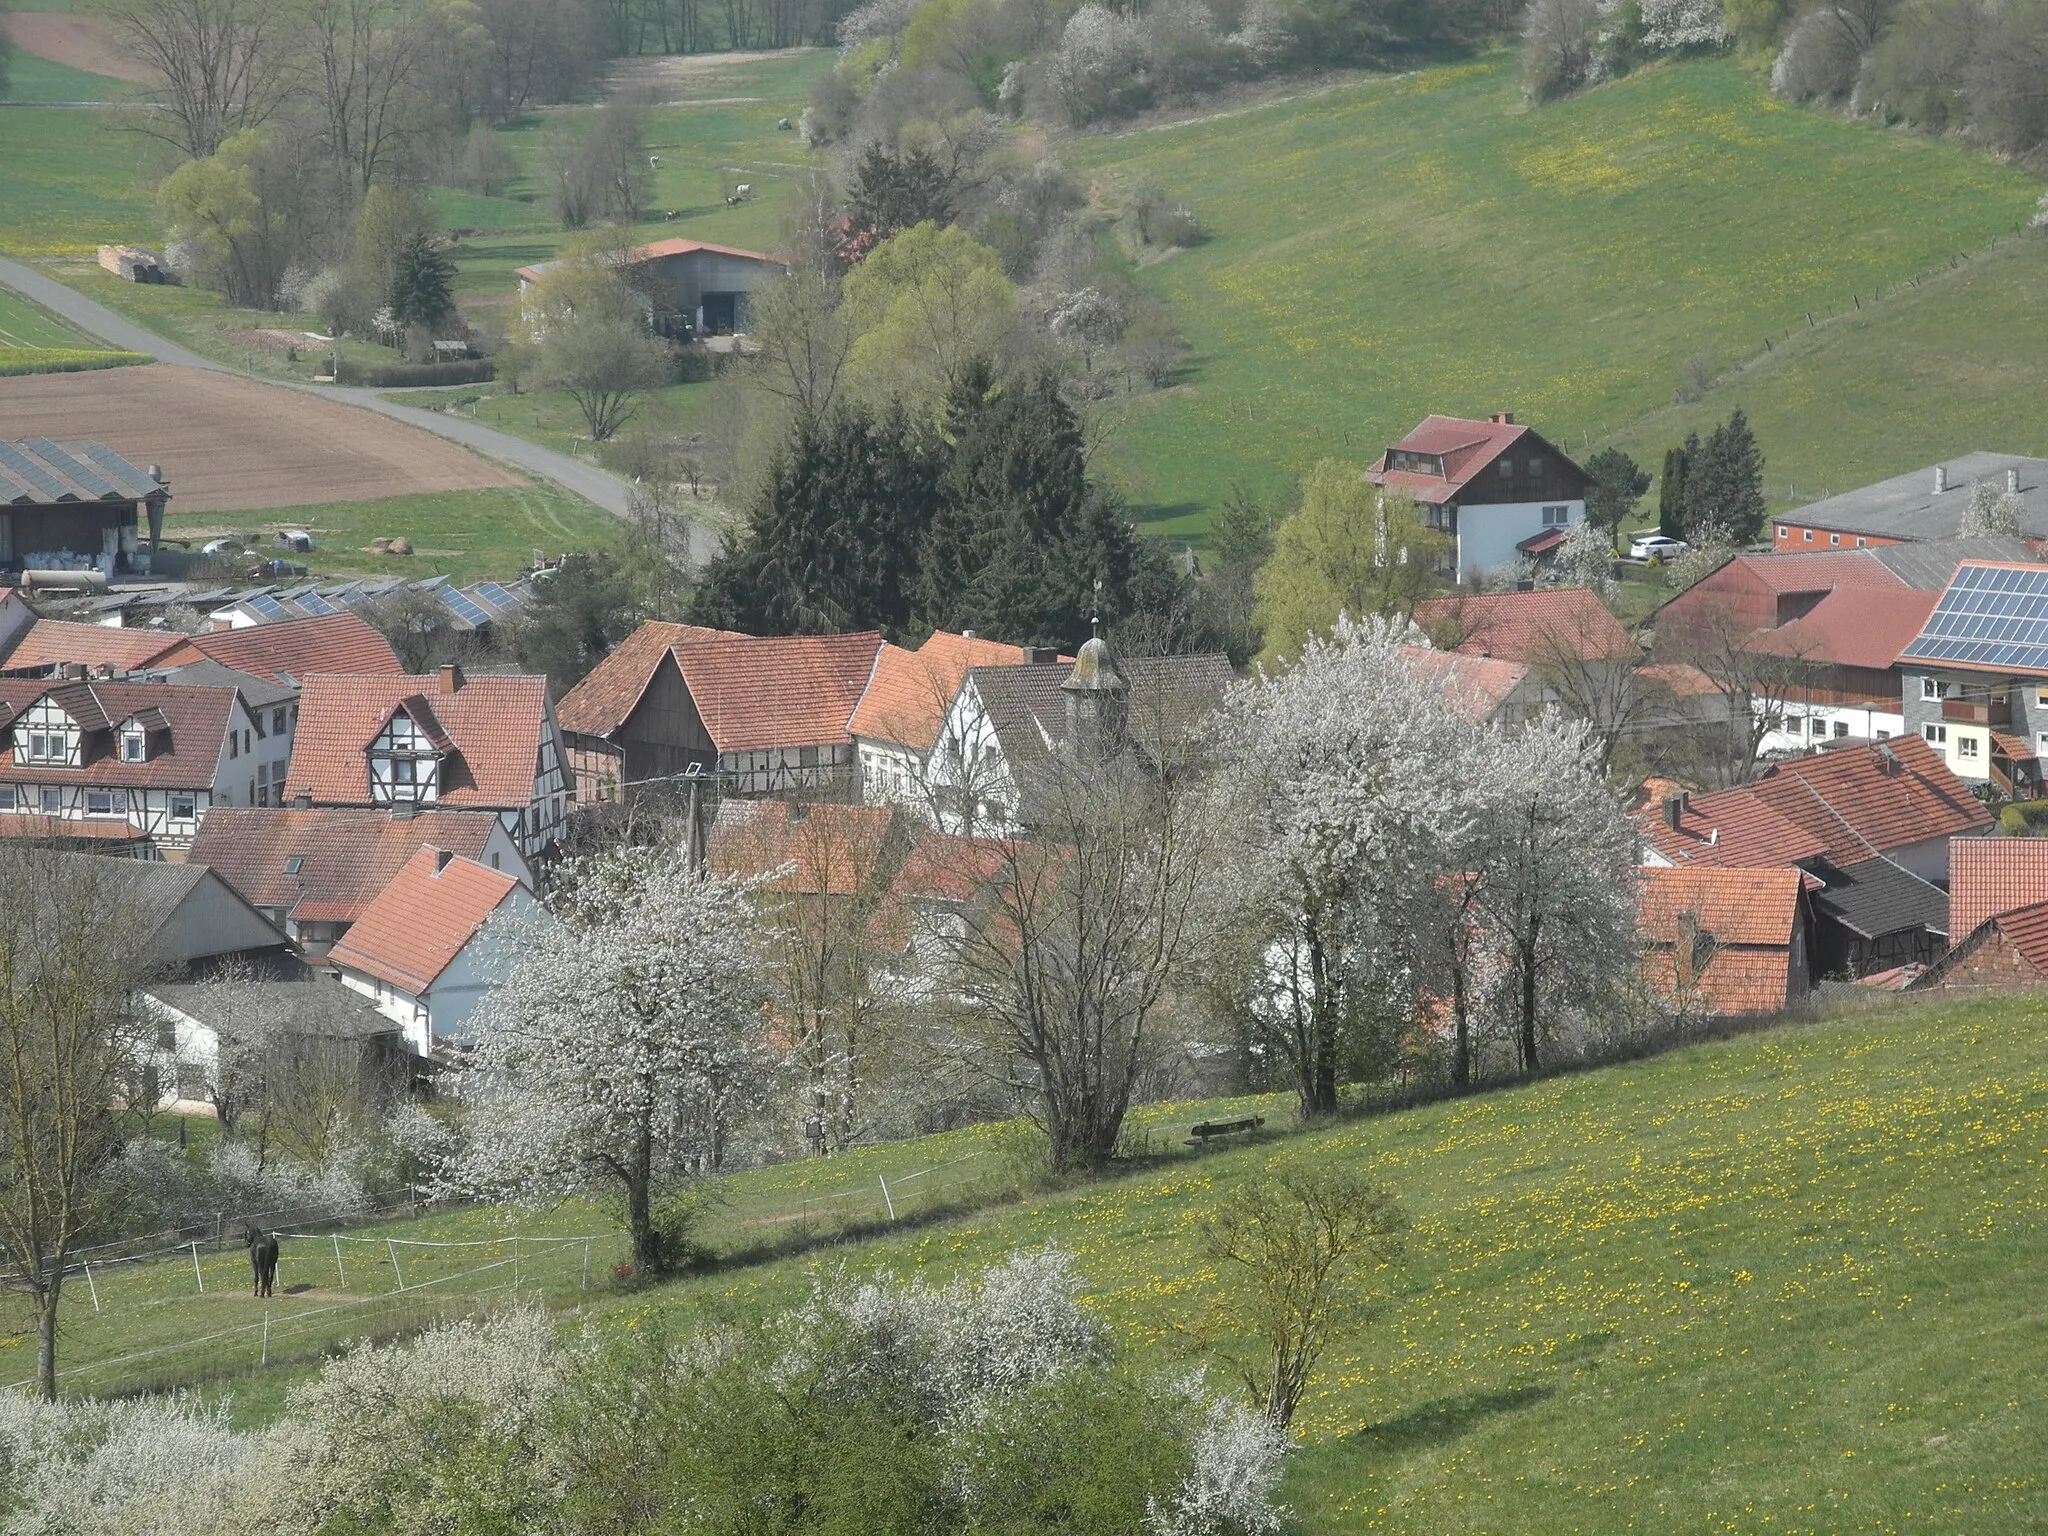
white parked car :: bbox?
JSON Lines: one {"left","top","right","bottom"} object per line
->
{"left": 1629, "top": 533, "right": 1689, "bottom": 561}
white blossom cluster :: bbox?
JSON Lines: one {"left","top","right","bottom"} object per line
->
{"left": 457, "top": 850, "right": 775, "bottom": 1207}
{"left": 1148, "top": 1377, "right": 1290, "bottom": 1536}
{"left": 0, "top": 1392, "right": 249, "bottom": 1535}
{"left": 1638, "top": 0, "right": 1725, "bottom": 50}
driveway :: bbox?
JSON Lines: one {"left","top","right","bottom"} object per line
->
{"left": 0, "top": 256, "right": 654, "bottom": 529}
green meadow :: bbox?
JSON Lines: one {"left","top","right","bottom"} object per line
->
{"left": 26, "top": 992, "right": 2048, "bottom": 1530}
{"left": 1064, "top": 55, "right": 2045, "bottom": 540}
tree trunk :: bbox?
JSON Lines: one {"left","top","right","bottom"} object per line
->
{"left": 1450, "top": 958, "right": 1471, "bottom": 1090}
{"left": 36, "top": 1282, "right": 61, "bottom": 1401}
{"left": 1519, "top": 927, "right": 1540, "bottom": 1073}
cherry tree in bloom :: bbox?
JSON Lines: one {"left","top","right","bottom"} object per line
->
{"left": 460, "top": 847, "right": 774, "bottom": 1275}
{"left": 1210, "top": 617, "right": 1480, "bottom": 1117}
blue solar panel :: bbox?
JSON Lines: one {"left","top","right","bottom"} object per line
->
{"left": 246, "top": 594, "right": 290, "bottom": 621}
{"left": 1902, "top": 561, "right": 2048, "bottom": 673}
{"left": 439, "top": 589, "right": 493, "bottom": 627}
{"left": 296, "top": 594, "right": 338, "bottom": 616}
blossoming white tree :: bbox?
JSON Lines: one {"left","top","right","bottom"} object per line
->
{"left": 1210, "top": 618, "right": 1477, "bottom": 1116}
{"left": 459, "top": 847, "right": 774, "bottom": 1275}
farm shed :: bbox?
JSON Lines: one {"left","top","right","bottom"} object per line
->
{"left": 0, "top": 438, "right": 170, "bottom": 577}
{"left": 517, "top": 238, "right": 785, "bottom": 338}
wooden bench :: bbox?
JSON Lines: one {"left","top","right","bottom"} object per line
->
{"left": 1185, "top": 1115, "right": 1265, "bottom": 1147}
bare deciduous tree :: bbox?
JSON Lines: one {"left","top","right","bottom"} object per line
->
{"left": 0, "top": 851, "right": 152, "bottom": 1399}
{"left": 105, "top": 0, "right": 295, "bottom": 158}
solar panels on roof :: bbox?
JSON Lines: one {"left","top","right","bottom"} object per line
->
{"left": 245, "top": 594, "right": 291, "bottom": 621}
{"left": 1901, "top": 563, "right": 2048, "bottom": 674}
{"left": 294, "top": 593, "right": 338, "bottom": 617}
{"left": 470, "top": 582, "right": 521, "bottom": 614}
{"left": 438, "top": 588, "right": 493, "bottom": 628}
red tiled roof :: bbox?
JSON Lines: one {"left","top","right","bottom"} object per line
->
{"left": 709, "top": 800, "right": 898, "bottom": 895}
{"left": 0, "top": 814, "right": 148, "bottom": 841}
{"left": 872, "top": 830, "right": 1017, "bottom": 952}
{"left": 327, "top": 848, "right": 522, "bottom": 996}
{"left": 555, "top": 621, "right": 747, "bottom": 739}
{"left": 1949, "top": 838, "right": 2048, "bottom": 941}
{"left": 285, "top": 671, "right": 551, "bottom": 811}
{"left": 1751, "top": 736, "right": 1992, "bottom": 863}
{"left": 1517, "top": 527, "right": 1568, "bottom": 555}
{"left": 1399, "top": 646, "right": 1529, "bottom": 721}
{"left": 1638, "top": 784, "right": 1830, "bottom": 869}
{"left": 1737, "top": 550, "right": 1906, "bottom": 593}
{"left": 157, "top": 614, "right": 402, "bottom": 682}
{"left": 1932, "top": 897, "right": 2048, "bottom": 980}
{"left": 1747, "top": 586, "right": 1938, "bottom": 671}
{"left": 1993, "top": 731, "right": 2036, "bottom": 761}
{"left": 1639, "top": 866, "right": 1804, "bottom": 1016}
{"left": 848, "top": 631, "right": 1034, "bottom": 751}
{"left": 189, "top": 807, "right": 513, "bottom": 923}
{"left": 674, "top": 632, "right": 883, "bottom": 753}
{"left": 0, "top": 677, "right": 235, "bottom": 788}
{"left": 1368, "top": 415, "right": 1530, "bottom": 505}
{"left": 627, "top": 236, "right": 780, "bottom": 264}
{"left": 1, "top": 620, "right": 183, "bottom": 673}
{"left": 1413, "top": 588, "right": 1637, "bottom": 664}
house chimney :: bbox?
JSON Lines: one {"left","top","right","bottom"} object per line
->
{"left": 2010, "top": 467, "right": 2022, "bottom": 495}
{"left": 438, "top": 662, "right": 463, "bottom": 693}
{"left": 433, "top": 848, "right": 454, "bottom": 873}
{"left": 1934, "top": 465, "right": 1949, "bottom": 493}
{"left": 1663, "top": 793, "right": 1685, "bottom": 830}
{"left": 1489, "top": 412, "right": 1516, "bottom": 426}
{"left": 961, "top": 629, "right": 975, "bottom": 640}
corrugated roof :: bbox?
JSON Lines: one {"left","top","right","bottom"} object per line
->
{"left": 285, "top": 672, "right": 551, "bottom": 811}
{"left": 1949, "top": 838, "right": 2048, "bottom": 940}
{"left": 673, "top": 632, "right": 883, "bottom": 753}
{"left": 0, "top": 438, "right": 163, "bottom": 505}
{"left": 1808, "top": 855, "right": 1948, "bottom": 940}
{"left": 1413, "top": 588, "right": 1637, "bottom": 663}
{"left": 189, "top": 807, "right": 513, "bottom": 923}
{"left": 1776, "top": 455, "right": 2048, "bottom": 542}
{"left": 327, "top": 848, "right": 522, "bottom": 997}
{"left": 1867, "top": 537, "right": 2037, "bottom": 589}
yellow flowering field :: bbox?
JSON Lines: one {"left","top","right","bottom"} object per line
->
{"left": 615, "top": 995, "right": 2048, "bottom": 1531}
{"left": 1064, "top": 54, "right": 2043, "bottom": 544}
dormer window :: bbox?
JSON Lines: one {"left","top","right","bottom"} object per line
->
{"left": 369, "top": 706, "right": 443, "bottom": 806}
{"left": 120, "top": 729, "right": 146, "bottom": 763}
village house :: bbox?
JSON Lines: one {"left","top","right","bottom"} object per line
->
{"left": 848, "top": 631, "right": 1049, "bottom": 817}
{"left": 69, "top": 853, "right": 289, "bottom": 967}
{"left": 1367, "top": 413, "right": 1589, "bottom": 584}
{"left": 1638, "top": 737, "right": 1989, "bottom": 977}
{"left": 327, "top": 847, "right": 535, "bottom": 1055}
{"left": 1638, "top": 866, "right": 1813, "bottom": 1017}
{"left": 189, "top": 806, "right": 530, "bottom": 956}
{"left": 557, "top": 625, "right": 883, "bottom": 802}
{"left": 1896, "top": 559, "right": 2048, "bottom": 797}
{"left": 0, "top": 675, "right": 280, "bottom": 856}
{"left": 150, "top": 611, "right": 403, "bottom": 682}
{"left": 284, "top": 664, "right": 569, "bottom": 857}
{"left": 928, "top": 643, "right": 1234, "bottom": 837}
{"left": 1905, "top": 837, "right": 2048, "bottom": 996}
{"left": 1398, "top": 646, "right": 1539, "bottom": 727}
{"left": 0, "top": 439, "right": 171, "bottom": 577}
{"left": 1650, "top": 541, "right": 2030, "bottom": 753}
{"left": 0, "top": 618, "right": 184, "bottom": 674}
{"left": 1772, "top": 455, "right": 2048, "bottom": 548}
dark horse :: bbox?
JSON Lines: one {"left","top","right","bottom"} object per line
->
{"left": 246, "top": 1227, "right": 279, "bottom": 1298}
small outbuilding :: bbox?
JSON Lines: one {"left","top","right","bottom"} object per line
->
{"left": 0, "top": 439, "right": 171, "bottom": 576}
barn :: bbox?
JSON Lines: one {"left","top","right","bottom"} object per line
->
{"left": 0, "top": 438, "right": 171, "bottom": 578}
{"left": 516, "top": 238, "right": 784, "bottom": 339}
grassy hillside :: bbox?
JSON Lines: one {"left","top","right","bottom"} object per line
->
{"left": 40, "top": 993, "right": 2048, "bottom": 1529}
{"left": 1065, "top": 55, "right": 2044, "bottom": 542}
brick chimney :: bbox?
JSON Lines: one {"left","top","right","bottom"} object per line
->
{"left": 438, "top": 662, "right": 463, "bottom": 693}
{"left": 1663, "top": 792, "right": 1689, "bottom": 830}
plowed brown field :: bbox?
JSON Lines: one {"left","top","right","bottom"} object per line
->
{"left": 0, "top": 364, "right": 523, "bottom": 512}
{"left": 4, "top": 13, "right": 158, "bottom": 83}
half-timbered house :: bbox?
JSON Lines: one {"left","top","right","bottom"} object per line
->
{"left": 0, "top": 675, "right": 263, "bottom": 856}
{"left": 284, "top": 664, "right": 569, "bottom": 856}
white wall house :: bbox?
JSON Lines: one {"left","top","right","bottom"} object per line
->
{"left": 1367, "top": 412, "right": 1592, "bottom": 585}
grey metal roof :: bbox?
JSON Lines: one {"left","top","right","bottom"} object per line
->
{"left": 0, "top": 439, "right": 164, "bottom": 506}
{"left": 1809, "top": 855, "right": 1948, "bottom": 941}
{"left": 1782, "top": 454, "right": 2048, "bottom": 541}
{"left": 1866, "top": 537, "right": 2036, "bottom": 590}
{"left": 152, "top": 657, "right": 299, "bottom": 710}
{"left": 146, "top": 971, "right": 400, "bottom": 1038}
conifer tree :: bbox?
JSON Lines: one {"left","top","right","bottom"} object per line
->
{"left": 388, "top": 232, "right": 456, "bottom": 329}
{"left": 1681, "top": 409, "right": 1766, "bottom": 544}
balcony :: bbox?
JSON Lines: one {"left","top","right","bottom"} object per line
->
{"left": 1942, "top": 697, "right": 2011, "bottom": 726}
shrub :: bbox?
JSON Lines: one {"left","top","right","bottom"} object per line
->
{"left": 0, "top": 349, "right": 149, "bottom": 378}
{"left": 332, "top": 358, "right": 495, "bottom": 387}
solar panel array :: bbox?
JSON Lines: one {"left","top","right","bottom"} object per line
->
{"left": 1900, "top": 564, "right": 2048, "bottom": 673}
{"left": 438, "top": 588, "right": 493, "bottom": 628}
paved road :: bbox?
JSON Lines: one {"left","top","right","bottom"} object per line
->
{"left": 0, "top": 256, "right": 648, "bottom": 526}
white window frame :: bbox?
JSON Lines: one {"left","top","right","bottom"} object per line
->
{"left": 1958, "top": 735, "right": 1980, "bottom": 759}
{"left": 1923, "top": 723, "right": 1947, "bottom": 745}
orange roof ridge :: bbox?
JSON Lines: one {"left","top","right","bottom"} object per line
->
{"left": 327, "top": 848, "right": 522, "bottom": 996}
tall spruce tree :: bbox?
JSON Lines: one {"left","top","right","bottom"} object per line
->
{"left": 389, "top": 232, "right": 457, "bottom": 329}
{"left": 1659, "top": 435, "right": 1697, "bottom": 541}
{"left": 690, "top": 406, "right": 941, "bottom": 636}
{"left": 1681, "top": 410, "right": 1767, "bottom": 543}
